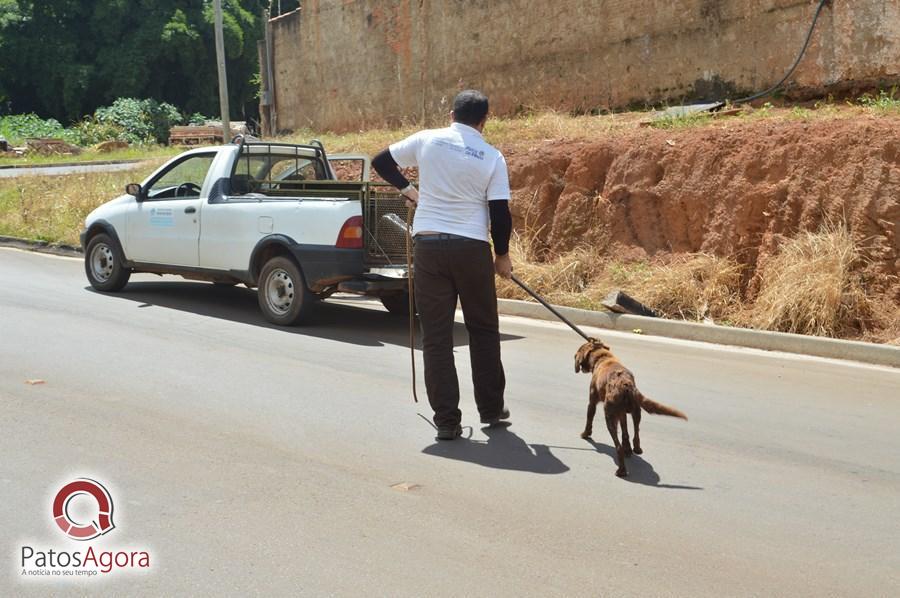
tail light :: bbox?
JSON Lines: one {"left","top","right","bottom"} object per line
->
{"left": 336, "top": 216, "right": 364, "bottom": 248}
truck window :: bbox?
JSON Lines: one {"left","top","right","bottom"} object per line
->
{"left": 146, "top": 154, "right": 216, "bottom": 200}
{"left": 231, "top": 151, "right": 326, "bottom": 194}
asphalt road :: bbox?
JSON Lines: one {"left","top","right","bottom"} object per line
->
{"left": 1, "top": 247, "right": 898, "bottom": 597}
{"left": 0, "top": 161, "right": 143, "bottom": 178}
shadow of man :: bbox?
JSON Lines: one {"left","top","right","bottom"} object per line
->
{"left": 422, "top": 424, "right": 569, "bottom": 475}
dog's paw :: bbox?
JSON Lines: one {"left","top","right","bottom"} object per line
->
{"left": 580, "top": 431, "right": 592, "bottom": 439}
{"left": 633, "top": 446, "right": 643, "bottom": 455}
{"left": 616, "top": 469, "right": 628, "bottom": 478}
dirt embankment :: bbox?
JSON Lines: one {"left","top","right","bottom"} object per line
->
{"left": 504, "top": 116, "right": 900, "bottom": 301}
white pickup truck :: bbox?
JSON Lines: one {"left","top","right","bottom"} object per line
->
{"left": 81, "top": 138, "right": 412, "bottom": 325}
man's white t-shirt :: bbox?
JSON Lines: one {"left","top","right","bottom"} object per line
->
{"left": 389, "top": 122, "right": 510, "bottom": 242}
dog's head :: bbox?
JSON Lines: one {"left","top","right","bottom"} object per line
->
{"left": 574, "top": 338, "right": 611, "bottom": 373}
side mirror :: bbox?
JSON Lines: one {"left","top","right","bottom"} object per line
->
{"left": 125, "top": 183, "right": 143, "bottom": 200}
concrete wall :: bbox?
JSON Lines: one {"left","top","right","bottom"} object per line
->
{"left": 267, "top": 0, "right": 900, "bottom": 132}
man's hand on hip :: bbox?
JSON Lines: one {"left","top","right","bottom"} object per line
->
{"left": 494, "top": 253, "right": 512, "bottom": 279}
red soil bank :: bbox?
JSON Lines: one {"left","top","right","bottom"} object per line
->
{"left": 505, "top": 116, "right": 900, "bottom": 299}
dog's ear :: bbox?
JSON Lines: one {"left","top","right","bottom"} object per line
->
{"left": 574, "top": 343, "right": 592, "bottom": 373}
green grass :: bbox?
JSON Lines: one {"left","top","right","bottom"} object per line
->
{"left": 0, "top": 145, "right": 180, "bottom": 167}
{"left": 859, "top": 87, "right": 900, "bottom": 113}
{"left": 647, "top": 110, "right": 713, "bottom": 130}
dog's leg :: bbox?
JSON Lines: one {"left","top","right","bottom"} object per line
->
{"left": 606, "top": 408, "right": 627, "bottom": 477}
{"left": 621, "top": 411, "right": 632, "bottom": 457}
{"left": 581, "top": 386, "right": 599, "bottom": 439}
{"left": 632, "top": 406, "right": 643, "bottom": 455}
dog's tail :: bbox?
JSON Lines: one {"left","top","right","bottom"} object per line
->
{"left": 638, "top": 392, "right": 687, "bottom": 420}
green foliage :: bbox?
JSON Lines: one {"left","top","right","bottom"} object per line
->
{"left": 0, "top": 1, "right": 266, "bottom": 125}
{"left": 0, "top": 114, "right": 68, "bottom": 144}
{"left": 859, "top": 87, "right": 900, "bottom": 113}
{"left": 95, "top": 98, "right": 183, "bottom": 144}
{"left": 187, "top": 112, "right": 213, "bottom": 126}
{"left": 67, "top": 117, "right": 128, "bottom": 147}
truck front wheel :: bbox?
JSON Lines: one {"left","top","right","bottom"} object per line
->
{"left": 84, "top": 233, "right": 131, "bottom": 292}
{"left": 257, "top": 256, "right": 313, "bottom": 326}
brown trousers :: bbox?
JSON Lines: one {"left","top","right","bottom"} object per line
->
{"left": 413, "top": 234, "right": 506, "bottom": 428}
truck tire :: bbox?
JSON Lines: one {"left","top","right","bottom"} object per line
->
{"left": 84, "top": 233, "right": 131, "bottom": 292}
{"left": 380, "top": 291, "right": 416, "bottom": 316}
{"left": 257, "top": 256, "right": 313, "bottom": 326}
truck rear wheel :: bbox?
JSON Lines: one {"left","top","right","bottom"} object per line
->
{"left": 257, "top": 256, "right": 313, "bottom": 326}
{"left": 84, "top": 233, "right": 131, "bottom": 292}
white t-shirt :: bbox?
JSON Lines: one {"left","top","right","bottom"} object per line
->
{"left": 389, "top": 122, "right": 510, "bottom": 242}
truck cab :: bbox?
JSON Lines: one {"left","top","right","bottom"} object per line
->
{"left": 81, "top": 139, "right": 412, "bottom": 325}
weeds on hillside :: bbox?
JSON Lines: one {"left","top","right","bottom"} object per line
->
{"left": 747, "top": 225, "right": 873, "bottom": 336}
{"left": 859, "top": 87, "right": 900, "bottom": 113}
{"left": 647, "top": 110, "right": 713, "bottom": 130}
{"left": 494, "top": 215, "right": 894, "bottom": 341}
{"left": 495, "top": 229, "right": 743, "bottom": 322}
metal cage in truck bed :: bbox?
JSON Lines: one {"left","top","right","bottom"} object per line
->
{"left": 227, "top": 139, "right": 412, "bottom": 268}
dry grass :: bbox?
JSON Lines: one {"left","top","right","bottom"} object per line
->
{"left": 0, "top": 163, "right": 160, "bottom": 245}
{"left": 746, "top": 226, "right": 873, "bottom": 337}
{"left": 604, "top": 254, "right": 743, "bottom": 321}
{"left": 496, "top": 232, "right": 744, "bottom": 322}
{"left": 282, "top": 110, "right": 648, "bottom": 155}
{"left": 495, "top": 220, "right": 891, "bottom": 341}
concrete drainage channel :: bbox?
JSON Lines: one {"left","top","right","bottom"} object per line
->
{"left": 3, "top": 235, "right": 898, "bottom": 369}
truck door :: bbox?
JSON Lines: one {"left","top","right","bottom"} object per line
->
{"left": 127, "top": 152, "right": 216, "bottom": 267}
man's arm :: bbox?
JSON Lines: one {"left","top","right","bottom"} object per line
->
{"left": 373, "top": 134, "right": 421, "bottom": 206}
{"left": 489, "top": 200, "right": 513, "bottom": 278}
{"left": 486, "top": 153, "right": 513, "bottom": 278}
{"left": 372, "top": 149, "right": 411, "bottom": 191}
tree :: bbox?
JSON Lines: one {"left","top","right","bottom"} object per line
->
{"left": 0, "top": 0, "right": 266, "bottom": 123}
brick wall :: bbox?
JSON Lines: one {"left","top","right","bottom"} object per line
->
{"left": 266, "top": 0, "right": 900, "bottom": 132}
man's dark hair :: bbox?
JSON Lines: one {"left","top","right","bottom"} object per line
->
{"left": 452, "top": 90, "right": 489, "bottom": 126}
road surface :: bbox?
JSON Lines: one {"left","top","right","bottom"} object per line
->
{"left": 0, "top": 161, "right": 143, "bottom": 178}
{"left": 1, "top": 247, "right": 898, "bottom": 596}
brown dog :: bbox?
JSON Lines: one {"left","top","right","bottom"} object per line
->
{"left": 575, "top": 339, "right": 687, "bottom": 477}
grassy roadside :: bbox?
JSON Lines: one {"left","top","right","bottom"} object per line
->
{"left": 0, "top": 145, "right": 180, "bottom": 168}
{"left": 0, "top": 163, "right": 161, "bottom": 245}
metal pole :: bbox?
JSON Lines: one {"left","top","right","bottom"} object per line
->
{"left": 213, "top": 0, "right": 231, "bottom": 142}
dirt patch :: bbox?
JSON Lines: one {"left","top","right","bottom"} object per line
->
{"left": 504, "top": 115, "right": 900, "bottom": 308}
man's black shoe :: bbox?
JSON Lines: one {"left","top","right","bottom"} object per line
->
{"left": 436, "top": 424, "right": 463, "bottom": 440}
{"left": 480, "top": 407, "right": 511, "bottom": 427}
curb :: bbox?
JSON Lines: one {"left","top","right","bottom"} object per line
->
{"left": 0, "top": 159, "right": 143, "bottom": 170}
{"left": 497, "top": 298, "right": 900, "bottom": 369}
{"left": 0, "top": 235, "right": 81, "bottom": 257}
{"left": 2, "top": 236, "right": 897, "bottom": 369}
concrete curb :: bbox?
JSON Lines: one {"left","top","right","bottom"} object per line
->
{"left": 498, "top": 298, "right": 900, "bottom": 369}
{"left": 0, "top": 235, "right": 82, "bottom": 257}
{"left": 0, "top": 159, "right": 143, "bottom": 170}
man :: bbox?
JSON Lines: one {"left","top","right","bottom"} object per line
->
{"left": 372, "top": 90, "right": 513, "bottom": 440}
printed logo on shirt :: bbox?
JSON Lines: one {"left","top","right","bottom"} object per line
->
{"left": 464, "top": 147, "right": 485, "bottom": 160}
